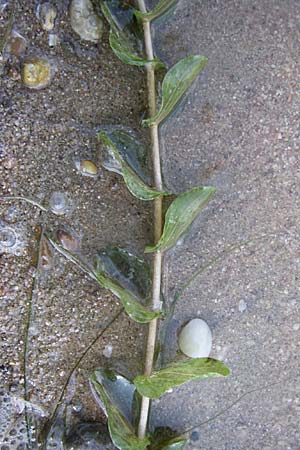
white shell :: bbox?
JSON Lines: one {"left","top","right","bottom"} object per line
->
{"left": 178, "top": 318, "right": 212, "bottom": 358}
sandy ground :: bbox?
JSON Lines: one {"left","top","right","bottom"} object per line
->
{"left": 1, "top": 0, "right": 300, "bottom": 449}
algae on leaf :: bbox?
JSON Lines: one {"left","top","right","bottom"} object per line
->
{"left": 134, "top": 358, "right": 230, "bottom": 399}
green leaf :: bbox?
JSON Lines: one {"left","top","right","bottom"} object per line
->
{"left": 93, "top": 270, "right": 161, "bottom": 324}
{"left": 142, "top": 55, "right": 207, "bottom": 127}
{"left": 95, "top": 246, "right": 151, "bottom": 301}
{"left": 134, "top": 358, "right": 230, "bottom": 399}
{"left": 145, "top": 186, "right": 215, "bottom": 253}
{"left": 90, "top": 370, "right": 150, "bottom": 450}
{"left": 98, "top": 129, "right": 169, "bottom": 200}
{"left": 135, "top": 0, "right": 178, "bottom": 22}
{"left": 109, "top": 30, "right": 163, "bottom": 68}
{"left": 149, "top": 428, "right": 187, "bottom": 450}
{"left": 153, "top": 438, "right": 187, "bottom": 450}
{"left": 101, "top": 1, "right": 164, "bottom": 68}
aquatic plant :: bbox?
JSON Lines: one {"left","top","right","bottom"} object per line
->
{"left": 1, "top": 1, "right": 231, "bottom": 448}
{"left": 51, "top": 0, "right": 230, "bottom": 447}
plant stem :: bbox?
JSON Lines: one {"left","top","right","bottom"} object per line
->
{"left": 23, "top": 224, "right": 44, "bottom": 449}
{"left": 137, "top": 0, "right": 163, "bottom": 439}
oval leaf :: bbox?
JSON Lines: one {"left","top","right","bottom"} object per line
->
{"left": 101, "top": 1, "right": 164, "bottom": 68}
{"left": 145, "top": 186, "right": 215, "bottom": 253}
{"left": 90, "top": 371, "right": 150, "bottom": 450}
{"left": 95, "top": 246, "right": 151, "bottom": 301}
{"left": 133, "top": 358, "right": 230, "bottom": 399}
{"left": 98, "top": 129, "right": 169, "bottom": 200}
{"left": 135, "top": 0, "right": 178, "bottom": 22}
{"left": 142, "top": 55, "right": 207, "bottom": 127}
{"left": 93, "top": 270, "right": 161, "bottom": 324}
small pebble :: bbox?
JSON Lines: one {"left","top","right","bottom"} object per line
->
{"left": 3, "top": 156, "right": 16, "bottom": 169}
{"left": 238, "top": 299, "right": 247, "bottom": 312}
{"left": 292, "top": 323, "right": 300, "bottom": 331}
{"left": 7, "top": 65, "right": 20, "bottom": 80}
{"left": 72, "top": 401, "right": 83, "bottom": 413}
{"left": 70, "top": 0, "right": 103, "bottom": 42}
{"left": 37, "top": 2, "right": 57, "bottom": 31}
{"left": 178, "top": 318, "right": 212, "bottom": 358}
{"left": 102, "top": 344, "right": 113, "bottom": 358}
{"left": 21, "top": 56, "right": 52, "bottom": 89}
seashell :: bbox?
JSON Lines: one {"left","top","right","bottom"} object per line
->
{"left": 0, "top": 220, "right": 27, "bottom": 256}
{"left": 178, "top": 318, "right": 212, "bottom": 358}
{"left": 75, "top": 159, "right": 98, "bottom": 177}
{"left": 8, "top": 30, "right": 27, "bottom": 56}
{"left": 56, "top": 228, "right": 80, "bottom": 253}
{"left": 21, "top": 56, "right": 52, "bottom": 90}
{"left": 36, "top": 2, "right": 57, "bottom": 31}
{"left": 49, "top": 191, "right": 72, "bottom": 216}
{"left": 69, "top": 0, "right": 103, "bottom": 43}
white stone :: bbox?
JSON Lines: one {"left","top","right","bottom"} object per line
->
{"left": 238, "top": 299, "right": 247, "bottom": 312}
{"left": 103, "top": 344, "right": 113, "bottom": 358}
{"left": 70, "top": 0, "right": 103, "bottom": 42}
{"left": 178, "top": 318, "right": 212, "bottom": 358}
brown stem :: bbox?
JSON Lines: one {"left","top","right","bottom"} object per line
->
{"left": 136, "top": 0, "right": 164, "bottom": 439}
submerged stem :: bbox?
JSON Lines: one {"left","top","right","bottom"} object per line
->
{"left": 137, "top": 0, "right": 163, "bottom": 439}
{"left": 23, "top": 224, "right": 44, "bottom": 448}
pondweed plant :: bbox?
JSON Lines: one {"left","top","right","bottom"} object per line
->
{"left": 49, "top": 0, "right": 230, "bottom": 448}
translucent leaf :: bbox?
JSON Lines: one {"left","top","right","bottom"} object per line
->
{"left": 95, "top": 246, "right": 151, "bottom": 301}
{"left": 93, "top": 269, "right": 161, "bottom": 324}
{"left": 98, "top": 129, "right": 169, "bottom": 200}
{"left": 135, "top": 0, "right": 178, "bottom": 22}
{"left": 47, "top": 235, "right": 159, "bottom": 324}
{"left": 92, "top": 369, "right": 135, "bottom": 422}
{"left": 101, "top": 0, "right": 164, "bottom": 67}
{"left": 145, "top": 186, "right": 215, "bottom": 253}
{"left": 142, "top": 55, "right": 207, "bottom": 127}
{"left": 133, "top": 358, "right": 230, "bottom": 399}
{"left": 90, "top": 370, "right": 150, "bottom": 450}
